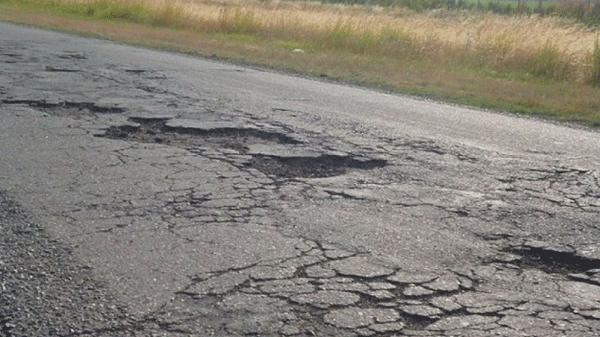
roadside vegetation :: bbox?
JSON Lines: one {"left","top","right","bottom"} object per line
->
{"left": 1, "top": 0, "right": 599, "bottom": 126}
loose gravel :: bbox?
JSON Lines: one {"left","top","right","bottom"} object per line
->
{"left": 0, "top": 191, "right": 133, "bottom": 337}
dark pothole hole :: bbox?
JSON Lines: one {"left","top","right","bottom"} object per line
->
{"left": 248, "top": 155, "right": 387, "bottom": 179}
{"left": 505, "top": 245, "right": 600, "bottom": 275}
{"left": 2, "top": 99, "right": 125, "bottom": 114}
{"left": 99, "top": 119, "right": 388, "bottom": 179}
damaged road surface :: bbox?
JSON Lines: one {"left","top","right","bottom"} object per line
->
{"left": 2, "top": 22, "right": 600, "bottom": 337}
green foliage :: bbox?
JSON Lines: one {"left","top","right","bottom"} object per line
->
{"left": 526, "top": 42, "right": 573, "bottom": 81}
{"left": 323, "top": 21, "right": 355, "bottom": 50}
{"left": 5, "top": 0, "right": 191, "bottom": 28}
{"left": 587, "top": 39, "right": 600, "bottom": 86}
{"left": 48, "top": 0, "right": 147, "bottom": 22}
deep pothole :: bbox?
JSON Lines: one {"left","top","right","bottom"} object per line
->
{"left": 248, "top": 155, "right": 387, "bottom": 179}
{"left": 505, "top": 243, "right": 600, "bottom": 275}
{"left": 99, "top": 118, "right": 388, "bottom": 179}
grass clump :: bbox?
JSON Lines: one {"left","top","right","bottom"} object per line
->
{"left": 526, "top": 42, "right": 574, "bottom": 80}
{"left": 46, "top": 0, "right": 147, "bottom": 22}
{"left": 588, "top": 39, "right": 600, "bottom": 86}
{"left": 218, "top": 7, "right": 261, "bottom": 35}
{"left": 147, "top": 2, "right": 187, "bottom": 28}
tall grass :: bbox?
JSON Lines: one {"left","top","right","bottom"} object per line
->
{"left": 588, "top": 39, "right": 600, "bottom": 86}
{"left": 166, "top": 0, "right": 597, "bottom": 82}
{"left": 293, "top": 0, "right": 600, "bottom": 27}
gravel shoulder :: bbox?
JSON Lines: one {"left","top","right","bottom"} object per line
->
{"left": 0, "top": 191, "right": 137, "bottom": 337}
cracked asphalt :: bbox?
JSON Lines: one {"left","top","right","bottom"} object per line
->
{"left": 2, "top": 21, "right": 600, "bottom": 336}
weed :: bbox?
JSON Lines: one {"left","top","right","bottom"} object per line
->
{"left": 587, "top": 39, "right": 600, "bottom": 86}
{"left": 148, "top": 2, "right": 187, "bottom": 28}
{"left": 526, "top": 42, "right": 573, "bottom": 80}
{"left": 218, "top": 7, "right": 261, "bottom": 35}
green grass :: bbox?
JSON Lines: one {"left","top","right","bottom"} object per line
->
{"left": 0, "top": 0, "right": 191, "bottom": 28}
{"left": 588, "top": 39, "right": 600, "bottom": 86}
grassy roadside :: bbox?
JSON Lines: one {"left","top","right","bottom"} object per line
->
{"left": 1, "top": 0, "right": 599, "bottom": 126}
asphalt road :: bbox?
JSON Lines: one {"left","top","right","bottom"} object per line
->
{"left": 2, "top": 21, "right": 600, "bottom": 336}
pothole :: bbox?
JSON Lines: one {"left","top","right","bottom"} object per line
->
{"left": 505, "top": 242, "right": 600, "bottom": 275}
{"left": 99, "top": 117, "right": 388, "bottom": 179}
{"left": 102, "top": 117, "right": 300, "bottom": 152}
{"left": 1, "top": 99, "right": 125, "bottom": 115}
{"left": 249, "top": 155, "right": 387, "bottom": 179}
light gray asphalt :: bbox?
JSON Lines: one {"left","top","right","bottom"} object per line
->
{"left": 2, "top": 21, "right": 600, "bottom": 336}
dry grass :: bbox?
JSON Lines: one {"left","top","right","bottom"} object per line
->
{"left": 59, "top": 0, "right": 598, "bottom": 79}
